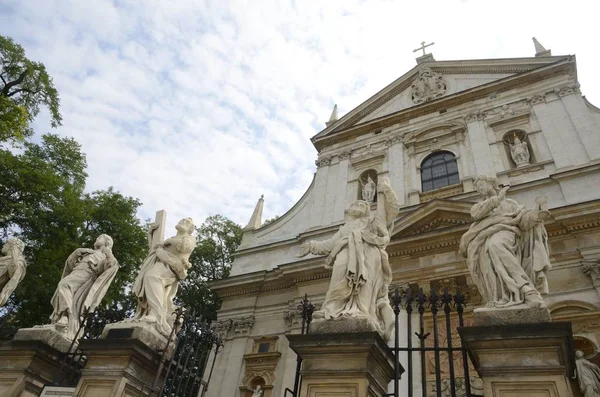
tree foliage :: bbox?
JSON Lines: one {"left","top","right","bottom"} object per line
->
{"left": 0, "top": 134, "right": 146, "bottom": 337}
{"left": 0, "top": 35, "right": 61, "bottom": 143}
{"left": 178, "top": 215, "right": 243, "bottom": 321}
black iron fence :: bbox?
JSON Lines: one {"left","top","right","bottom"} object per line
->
{"left": 283, "top": 294, "right": 314, "bottom": 397}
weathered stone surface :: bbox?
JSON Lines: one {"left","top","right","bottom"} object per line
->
{"left": 473, "top": 305, "right": 551, "bottom": 326}
{"left": 101, "top": 321, "right": 172, "bottom": 352}
{"left": 309, "top": 316, "right": 380, "bottom": 335}
{"left": 13, "top": 325, "right": 75, "bottom": 353}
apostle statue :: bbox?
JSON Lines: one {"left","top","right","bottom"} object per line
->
{"left": 509, "top": 135, "right": 530, "bottom": 167}
{"left": 50, "top": 234, "right": 118, "bottom": 340}
{"left": 361, "top": 176, "right": 376, "bottom": 203}
{"left": 251, "top": 385, "right": 264, "bottom": 397}
{"left": 459, "top": 176, "right": 551, "bottom": 309}
{"left": 130, "top": 218, "right": 196, "bottom": 336}
{"left": 297, "top": 176, "right": 399, "bottom": 339}
{"left": 575, "top": 350, "right": 600, "bottom": 397}
{"left": 0, "top": 238, "right": 27, "bottom": 306}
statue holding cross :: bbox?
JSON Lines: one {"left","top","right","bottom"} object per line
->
{"left": 413, "top": 41, "right": 435, "bottom": 56}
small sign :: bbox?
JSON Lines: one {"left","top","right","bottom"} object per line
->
{"left": 40, "top": 386, "right": 76, "bottom": 396}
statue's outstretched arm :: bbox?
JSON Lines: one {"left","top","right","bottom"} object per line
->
{"left": 376, "top": 176, "right": 400, "bottom": 228}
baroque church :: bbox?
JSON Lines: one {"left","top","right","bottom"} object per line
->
{"left": 208, "top": 39, "right": 600, "bottom": 397}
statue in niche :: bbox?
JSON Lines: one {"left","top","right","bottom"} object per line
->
{"left": 50, "top": 234, "right": 118, "bottom": 340}
{"left": 0, "top": 238, "right": 27, "bottom": 306}
{"left": 130, "top": 218, "right": 196, "bottom": 336}
{"left": 574, "top": 350, "right": 600, "bottom": 397}
{"left": 459, "top": 176, "right": 551, "bottom": 309}
{"left": 296, "top": 177, "right": 399, "bottom": 339}
{"left": 251, "top": 385, "right": 264, "bottom": 397}
{"left": 361, "top": 175, "right": 376, "bottom": 202}
{"left": 509, "top": 135, "right": 530, "bottom": 167}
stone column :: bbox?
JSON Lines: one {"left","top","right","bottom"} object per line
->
{"left": 0, "top": 340, "right": 64, "bottom": 397}
{"left": 458, "top": 322, "right": 576, "bottom": 397}
{"left": 286, "top": 332, "right": 394, "bottom": 397}
{"left": 73, "top": 338, "right": 162, "bottom": 397}
{"left": 464, "top": 117, "right": 495, "bottom": 177}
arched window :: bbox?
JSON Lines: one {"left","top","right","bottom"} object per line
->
{"left": 421, "top": 151, "right": 459, "bottom": 192}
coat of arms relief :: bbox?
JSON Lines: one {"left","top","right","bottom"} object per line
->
{"left": 411, "top": 67, "right": 448, "bottom": 104}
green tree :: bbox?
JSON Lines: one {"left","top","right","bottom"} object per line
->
{"left": 178, "top": 215, "right": 243, "bottom": 321}
{"left": 0, "top": 135, "right": 147, "bottom": 338}
{"left": 0, "top": 35, "right": 61, "bottom": 143}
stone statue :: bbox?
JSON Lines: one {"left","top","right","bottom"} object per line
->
{"left": 251, "top": 385, "right": 264, "bottom": 397}
{"left": 50, "top": 234, "right": 118, "bottom": 340}
{"left": 459, "top": 177, "right": 551, "bottom": 309}
{"left": 297, "top": 176, "right": 399, "bottom": 339}
{"left": 0, "top": 238, "right": 27, "bottom": 306}
{"left": 575, "top": 350, "right": 600, "bottom": 397}
{"left": 509, "top": 136, "right": 530, "bottom": 167}
{"left": 130, "top": 218, "right": 196, "bottom": 336}
{"left": 361, "top": 175, "right": 376, "bottom": 202}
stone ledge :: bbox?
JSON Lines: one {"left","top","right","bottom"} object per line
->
{"left": 13, "top": 325, "right": 74, "bottom": 353}
{"left": 101, "top": 321, "right": 172, "bottom": 353}
{"left": 473, "top": 305, "right": 551, "bottom": 326}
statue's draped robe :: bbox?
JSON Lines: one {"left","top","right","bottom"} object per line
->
{"left": 0, "top": 254, "right": 26, "bottom": 305}
{"left": 576, "top": 357, "right": 600, "bottom": 396}
{"left": 310, "top": 187, "right": 399, "bottom": 335}
{"left": 459, "top": 197, "right": 551, "bottom": 307}
{"left": 50, "top": 250, "right": 118, "bottom": 339}
{"left": 132, "top": 235, "right": 195, "bottom": 336}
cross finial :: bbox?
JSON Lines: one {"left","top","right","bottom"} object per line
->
{"left": 413, "top": 41, "right": 435, "bottom": 56}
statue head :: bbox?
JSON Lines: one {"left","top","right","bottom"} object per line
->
{"left": 576, "top": 350, "right": 585, "bottom": 359}
{"left": 513, "top": 136, "right": 522, "bottom": 144}
{"left": 348, "top": 200, "right": 370, "bottom": 218}
{"left": 474, "top": 176, "right": 499, "bottom": 197}
{"left": 94, "top": 234, "right": 114, "bottom": 250}
{"left": 176, "top": 218, "right": 195, "bottom": 235}
{"left": 2, "top": 238, "right": 25, "bottom": 255}
{"left": 367, "top": 176, "right": 374, "bottom": 184}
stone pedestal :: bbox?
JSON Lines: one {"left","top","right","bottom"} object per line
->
{"left": 0, "top": 340, "right": 65, "bottom": 397}
{"left": 13, "top": 325, "right": 75, "bottom": 353}
{"left": 286, "top": 332, "right": 394, "bottom": 397}
{"left": 458, "top": 321, "right": 576, "bottom": 397}
{"left": 73, "top": 338, "right": 163, "bottom": 397}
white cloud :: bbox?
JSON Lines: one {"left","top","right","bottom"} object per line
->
{"left": 2, "top": 0, "right": 600, "bottom": 231}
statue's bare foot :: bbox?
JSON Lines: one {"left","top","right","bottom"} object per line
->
{"left": 524, "top": 292, "right": 546, "bottom": 308}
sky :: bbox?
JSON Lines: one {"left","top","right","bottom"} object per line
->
{"left": 1, "top": 0, "right": 599, "bottom": 231}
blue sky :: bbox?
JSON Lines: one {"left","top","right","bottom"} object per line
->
{"left": 1, "top": 0, "right": 599, "bottom": 231}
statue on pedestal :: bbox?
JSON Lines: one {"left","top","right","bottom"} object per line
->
{"left": 130, "top": 218, "right": 196, "bottom": 336}
{"left": 575, "top": 350, "right": 600, "bottom": 397}
{"left": 296, "top": 177, "right": 399, "bottom": 338}
{"left": 459, "top": 176, "right": 551, "bottom": 309}
{"left": 509, "top": 136, "right": 530, "bottom": 167}
{"left": 50, "top": 234, "right": 118, "bottom": 340}
{"left": 0, "top": 238, "right": 27, "bottom": 306}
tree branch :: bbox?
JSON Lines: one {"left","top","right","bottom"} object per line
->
{"left": 6, "top": 88, "right": 38, "bottom": 98}
{"left": 1, "top": 68, "right": 29, "bottom": 97}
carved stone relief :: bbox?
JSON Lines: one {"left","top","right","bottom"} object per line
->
{"left": 411, "top": 67, "right": 448, "bottom": 105}
{"left": 233, "top": 316, "right": 255, "bottom": 335}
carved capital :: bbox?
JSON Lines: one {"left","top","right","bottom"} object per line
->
{"left": 556, "top": 84, "right": 581, "bottom": 97}
{"left": 282, "top": 310, "right": 301, "bottom": 329}
{"left": 529, "top": 94, "right": 546, "bottom": 105}
{"left": 213, "top": 318, "right": 233, "bottom": 340}
{"left": 315, "top": 155, "right": 333, "bottom": 168}
{"left": 338, "top": 150, "right": 352, "bottom": 160}
{"left": 582, "top": 259, "right": 600, "bottom": 282}
{"left": 232, "top": 315, "right": 255, "bottom": 335}
{"left": 464, "top": 112, "right": 482, "bottom": 123}
{"left": 384, "top": 134, "right": 402, "bottom": 147}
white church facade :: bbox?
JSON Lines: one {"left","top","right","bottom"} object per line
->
{"left": 208, "top": 40, "right": 600, "bottom": 397}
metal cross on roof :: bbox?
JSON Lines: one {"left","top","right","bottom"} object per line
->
{"left": 413, "top": 41, "right": 435, "bottom": 56}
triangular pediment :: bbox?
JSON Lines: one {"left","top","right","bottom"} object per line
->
{"left": 391, "top": 199, "right": 474, "bottom": 239}
{"left": 312, "top": 55, "right": 574, "bottom": 151}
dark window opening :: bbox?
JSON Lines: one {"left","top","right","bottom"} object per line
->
{"left": 421, "top": 151, "right": 460, "bottom": 192}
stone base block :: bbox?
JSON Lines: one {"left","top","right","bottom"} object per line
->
{"left": 73, "top": 338, "right": 162, "bottom": 397}
{"left": 309, "top": 316, "right": 381, "bottom": 335}
{"left": 458, "top": 321, "right": 576, "bottom": 397}
{"left": 14, "top": 325, "right": 74, "bottom": 353}
{"left": 473, "top": 305, "right": 551, "bottom": 326}
{"left": 101, "top": 321, "right": 171, "bottom": 353}
{"left": 286, "top": 332, "right": 394, "bottom": 397}
{"left": 0, "top": 340, "right": 65, "bottom": 397}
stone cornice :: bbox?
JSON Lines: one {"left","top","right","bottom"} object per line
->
{"left": 312, "top": 58, "right": 574, "bottom": 151}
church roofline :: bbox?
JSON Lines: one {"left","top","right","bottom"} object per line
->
{"left": 311, "top": 55, "right": 575, "bottom": 152}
